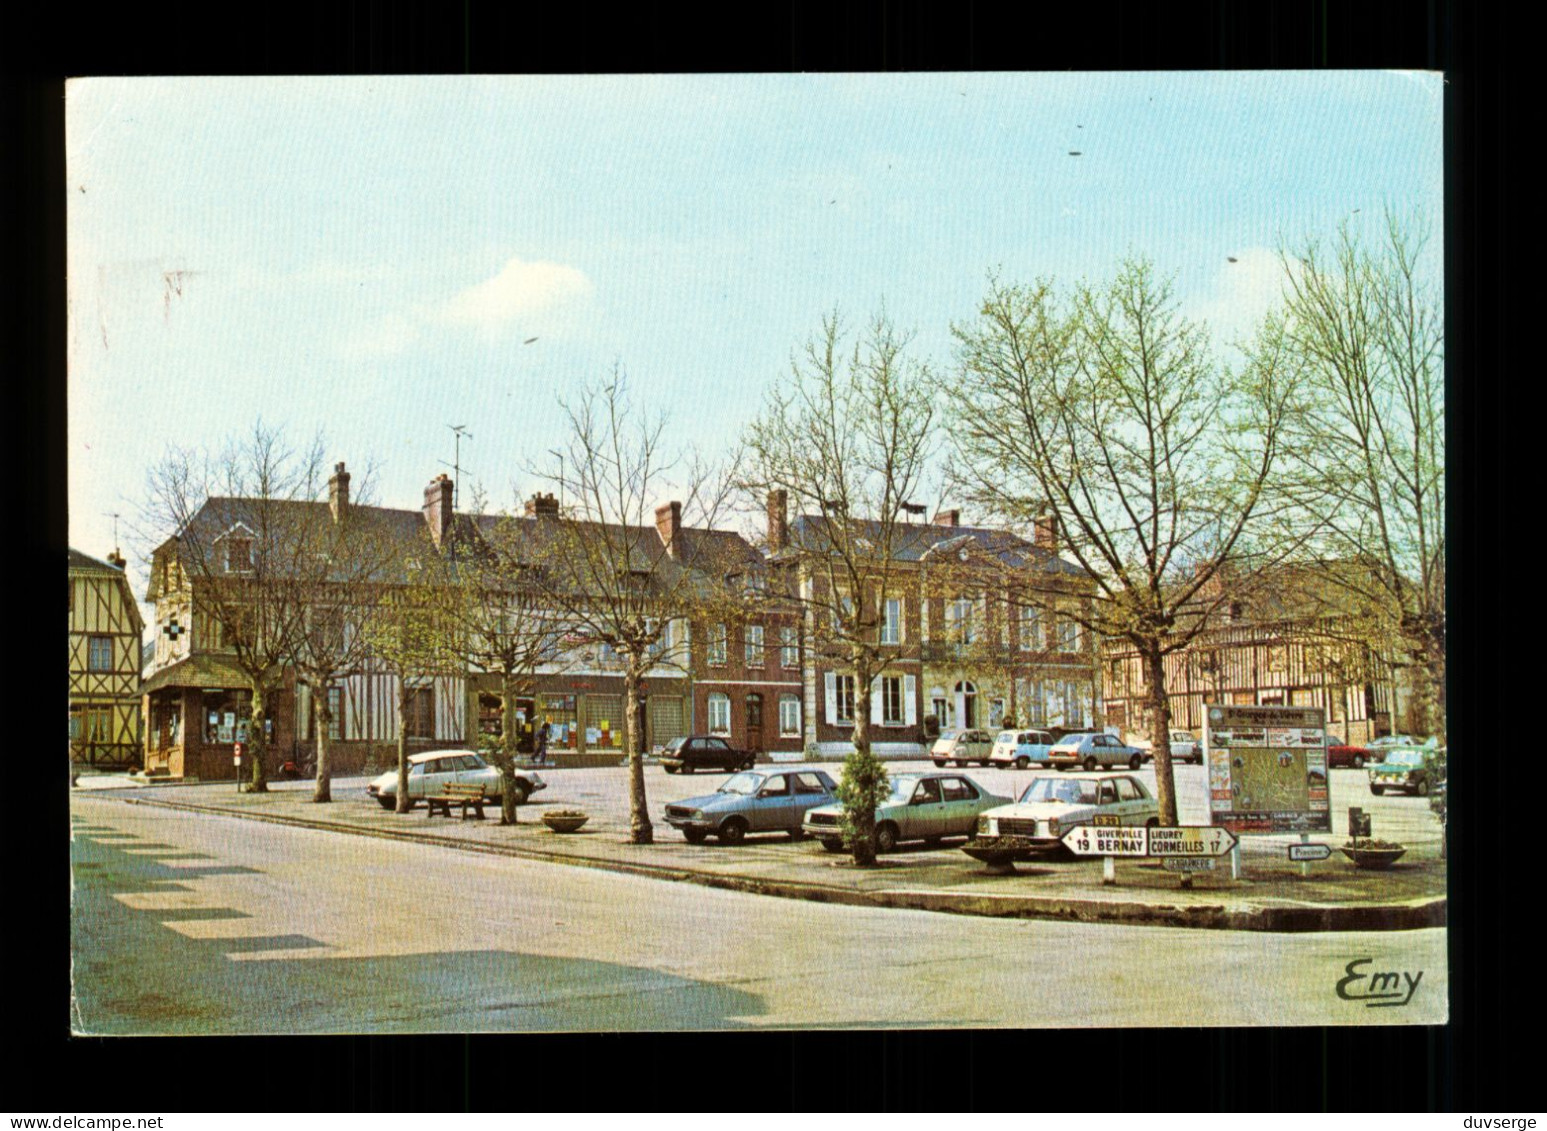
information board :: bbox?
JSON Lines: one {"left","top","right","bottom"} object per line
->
{"left": 1203, "top": 703, "right": 1330, "bottom": 834}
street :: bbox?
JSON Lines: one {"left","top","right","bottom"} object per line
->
{"left": 71, "top": 791, "right": 1447, "bottom": 1033}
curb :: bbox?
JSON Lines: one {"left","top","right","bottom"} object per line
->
{"left": 109, "top": 794, "right": 1446, "bottom": 933}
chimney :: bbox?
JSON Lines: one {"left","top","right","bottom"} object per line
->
{"left": 655, "top": 501, "right": 682, "bottom": 557}
{"left": 932, "top": 509, "right": 960, "bottom": 528}
{"left": 524, "top": 492, "right": 560, "bottom": 517}
{"left": 1034, "top": 511, "right": 1059, "bottom": 552}
{"left": 328, "top": 462, "right": 351, "bottom": 524}
{"left": 424, "top": 474, "right": 453, "bottom": 547}
{"left": 106, "top": 549, "right": 126, "bottom": 570}
{"left": 767, "top": 490, "right": 788, "bottom": 552}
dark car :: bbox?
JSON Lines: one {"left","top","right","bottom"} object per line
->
{"left": 660, "top": 735, "right": 756, "bottom": 774}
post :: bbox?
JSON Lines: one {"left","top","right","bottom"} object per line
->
{"left": 1229, "top": 843, "right": 1241, "bottom": 880}
{"left": 1102, "top": 854, "right": 1115, "bottom": 885}
{"left": 1299, "top": 832, "right": 1311, "bottom": 878}
{"left": 234, "top": 742, "right": 243, "bottom": 792}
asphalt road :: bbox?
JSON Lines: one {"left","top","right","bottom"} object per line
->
{"left": 71, "top": 792, "right": 1446, "bottom": 1033}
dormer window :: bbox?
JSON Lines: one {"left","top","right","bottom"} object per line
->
{"left": 225, "top": 538, "right": 253, "bottom": 572}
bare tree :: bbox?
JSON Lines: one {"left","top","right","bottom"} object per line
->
{"left": 530, "top": 369, "right": 745, "bottom": 844}
{"left": 283, "top": 462, "right": 399, "bottom": 803}
{"left": 138, "top": 421, "right": 330, "bottom": 793}
{"left": 741, "top": 310, "right": 940, "bottom": 864}
{"left": 1275, "top": 211, "right": 1445, "bottom": 740}
{"left": 950, "top": 261, "right": 1303, "bottom": 824}
{"left": 443, "top": 514, "right": 574, "bottom": 825}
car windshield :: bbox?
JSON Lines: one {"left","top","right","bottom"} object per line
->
{"left": 1057, "top": 733, "right": 1094, "bottom": 746}
{"left": 717, "top": 772, "right": 764, "bottom": 795}
{"left": 887, "top": 775, "right": 922, "bottom": 800}
{"left": 1385, "top": 750, "right": 1425, "bottom": 767}
{"left": 1019, "top": 777, "right": 1099, "bottom": 805}
{"left": 663, "top": 737, "right": 686, "bottom": 752}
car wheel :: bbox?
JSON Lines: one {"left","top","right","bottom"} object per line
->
{"left": 510, "top": 782, "right": 530, "bottom": 806}
{"left": 681, "top": 764, "right": 691, "bottom": 775}
{"left": 981, "top": 759, "right": 992, "bottom": 768}
{"left": 1352, "top": 754, "right": 1365, "bottom": 769}
{"left": 1015, "top": 756, "right": 1030, "bottom": 770}
{"left": 820, "top": 838, "right": 844, "bottom": 853}
{"left": 741, "top": 755, "right": 755, "bottom": 770}
{"left": 717, "top": 817, "right": 748, "bottom": 845}
{"left": 875, "top": 822, "right": 899, "bottom": 854}
{"left": 1146, "top": 817, "right": 1160, "bottom": 829}
{"left": 933, "top": 760, "right": 947, "bottom": 768}
{"left": 376, "top": 795, "right": 395, "bottom": 811}
{"left": 1128, "top": 754, "right": 1143, "bottom": 770}
{"left": 788, "top": 825, "right": 807, "bottom": 841}
{"left": 665, "top": 765, "right": 679, "bottom": 775}
{"left": 682, "top": 829, "right": 707, "bottom": 844}
{"left": 1415, "top": 779, "right": 1430, "bottom": 797}
{"left": 1084, "top": 756, "right": 1098, "bottom": 771}
{"left": 1370, "top": 785, "right": 1385, "bottom": 796}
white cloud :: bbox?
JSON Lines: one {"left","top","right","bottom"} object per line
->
{"left": 434, "top": 255, "right": 593, "bottom": 334}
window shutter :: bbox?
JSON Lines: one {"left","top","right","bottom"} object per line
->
{"left": 870, "top": 677, "right": 883, "bottom": 725}
{"left": 904, "top": 675, "right": 917, "bottom": 726}
{"left": 824, "top": 671, "right": 837, "bottom": 726}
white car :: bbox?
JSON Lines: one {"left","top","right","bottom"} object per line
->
{"left": 366, "top": 750, "right": 546, "bottom": 810}
{"left": 1129, "top": 729, "right": 1201, "bottom": 765}
{"left": 988, "top": 729, "right": 1058, "bottom": 769}
{"left": 931, "top": 729, "right": 994, "bottom": 768}
{"left": 963, "top": 771, "right": 1160, "bottom": 864}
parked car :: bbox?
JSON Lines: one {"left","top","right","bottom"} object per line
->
{"left": 989, "top": 729, "right": 1058, "bottom": 769}
{"left": 659, "top": 735, "right": 756, "bottom": 774}
{"left": 663, "top": 767, "right": 838, "bottom": 844}
{"left": 366, "top": 750, "right": 546, "bottom": 810}
{"left": 1049, "top": 732, "right": 1146, "bottom": 770}
{"left": 964, "top": 771, "right": 1161, "bottom": 865}
{"left": 931, "top": 728, "right": 995, "bottom": 768}
{"left": 1129, "top": 729, "right": 1201, "bottom": 765}
{"left": 802, "top": 771, "right": 1011, "bottom": 853}
{"left": 1368, "top": 747, "right": 1434, "bottom": 796}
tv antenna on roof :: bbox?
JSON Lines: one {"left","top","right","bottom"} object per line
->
{"left": 104, "top": 512, "right": 122, "bottom": 552}
{"left": 440, "top": 425, "right": 473, "bottom": 511}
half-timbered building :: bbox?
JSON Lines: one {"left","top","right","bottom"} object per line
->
{"left": 69, "top": 548, "right": 145, "bottom": 770}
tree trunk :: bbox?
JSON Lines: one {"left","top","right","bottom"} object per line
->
{"left": 312, "top": 681, "right": 332, "bottom": 803}
{"left": 246, "top": 680, "right": 270, "bottom": 793}
{"left": 849, "top": 653, "right": 877, "bottom": 866}
{"left": 624, "top": 661, "right": 652, "bottom": 844}
{"left": 1142, "top": 644, "right": 1178, "bottom": 825}
{"left": 395, "top": 686, "right": 412, "bottom": 814}
{"left": 499, "top": 670, "right": 519, "bottom": 826}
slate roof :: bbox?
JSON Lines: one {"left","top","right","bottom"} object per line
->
{"left": 68, "top": 548, "right": 126, "bottom": 574}
{"left": 779, "top": 515, "right": 1084, "bottom": 576}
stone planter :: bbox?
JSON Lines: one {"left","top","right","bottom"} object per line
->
{"left": 542, "top": 812, "right": 589, "bottom": 834}
{"left": 1340, "top": 844, "right": 1406, "bottom": 869}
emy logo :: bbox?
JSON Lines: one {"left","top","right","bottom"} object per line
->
{"left": 1335, "top": 958, "right": 1423, "bottom": 1007}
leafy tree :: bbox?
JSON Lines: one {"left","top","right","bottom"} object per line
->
{"left": 950, "top": 261, "right": 1302, "bottom": 823}
{"left": 1275, "top": 211, "right": 1445, "bottom": 740}
{"left": 837, "top": 747, "right": 890, "bottom": 867}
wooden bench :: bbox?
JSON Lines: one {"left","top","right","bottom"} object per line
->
{"left": 425, "top": 782, "right": 488, "bottom": 820}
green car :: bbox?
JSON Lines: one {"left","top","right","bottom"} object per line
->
{"left": 802, "top": 771, "right": 1012, "bottom": 853}
{"left": 1369, "top": 747, "right": 1433, "bottom": 796}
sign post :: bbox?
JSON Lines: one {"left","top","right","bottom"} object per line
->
{"left": 233, "top": 742, "right": 243, "bottom": 792}
{"left": 1062, "top": 824, "right": 1237, "bottom": 887}
{"left": 1060, "top": 824, "right": 1148, "bottom": 885}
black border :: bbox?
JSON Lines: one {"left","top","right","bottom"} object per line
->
{"left": 8, "top": 0, "right": 1511, "bottom": 1112}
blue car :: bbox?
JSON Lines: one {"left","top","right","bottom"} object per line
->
{"left": 663, "top": 767, "right": 840, "bottom": 844}
{"left": 989, "top": 729, "right": 1058, "bottom": 769}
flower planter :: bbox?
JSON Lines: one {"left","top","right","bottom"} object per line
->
{"left": 542, "top": 812, "right": 589, "bottom": 834}
{"left": 1340, "top": 844, "right": 1406, "bottom": 869}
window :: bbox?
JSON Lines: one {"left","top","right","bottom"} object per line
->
{"left": 87, "top": 635, "right": 113, "bottom": 672}
{"left": 406, "top": 687, "right": 435, "bottom": 739}
{"left": 1019, "top": 607, "right": 1042, "bottom": 651}
{"left": 794, "top": 772, "right": 827, "bottom": 794}
{"left": 1063, "top": 682, "right": 1087, "bottom": 727}
{"left": 941, "top": 777, "right": 977, "bottom": 803}
{"left": 1115, "top": 777, "right": 1144, "bottom": 802}
{"left": 744, "top": 624, "right": 765, "bottom": 668}
{"left": 912, "top": 778, "right": 942, "bottom": 804}
{"left": 831, "top": 594, "right": 855, "bottom": 633}
{"left": 834, "top": 675, "right": 856, "bottom": 724}
{"left": 708, "top": 693, "right": 731, "bottom": 735}
{"left": 72, "top": 705, "right": 113, "bottom": 743}
{"left": 780, "top": 625, "right": 799, "bottom": 668}
{"left": 779, "top": 694, "right": 802, "bottom": 737}
{"left": 760, "top": 774, "right": 790, "bottom": 796}
{"left": 202, "top": 689, "right": 252, "bottom": 744}
{"left": 707, "top": 623, "right": 728, "bottom": 666}
{"left": 325, "top": 686, "right": 344, "bottom": 741}
{"left": 225, "top": 537, "right": 253, "bottom": 573}
{"left": 881, "top": 675, "right": 904, "bottom": 725}
{"left": 948, "top": 598, "right": 976, "bottom": 644}
{"left": 881, "top": 598, "right": 902, "bottom": 645}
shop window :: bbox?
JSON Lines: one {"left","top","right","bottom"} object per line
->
{"left": 202, "top": 689, "right": 252, "bottom": 744}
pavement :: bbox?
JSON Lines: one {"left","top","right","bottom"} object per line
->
{"left": 78, "top": 761, "right": 1447, "bottom": 932}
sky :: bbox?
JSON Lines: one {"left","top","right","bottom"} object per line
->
{"left": 66, "top": 71, "right": 1443, "bottom": 611}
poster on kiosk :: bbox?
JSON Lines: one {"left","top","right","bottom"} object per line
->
{"left": 1203, "top": 704, "right": 1330, "bottom": 834}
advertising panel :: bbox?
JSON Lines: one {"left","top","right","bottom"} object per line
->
{"left": 1203, "top": 703, "right": 1330, "bottom": 834}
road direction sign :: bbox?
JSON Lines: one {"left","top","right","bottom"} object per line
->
{"left": 1163, "top": 857, "right": 1217, "bottom": 873}
{"left": 1145, "top": 826, "right": 1238, "bottom": 858}
{"left": 1062, "top": 825, "right": 1148, "bottom": 856}
{"left": 1288, "top": 843, "right": 1332, "bottom": 862}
